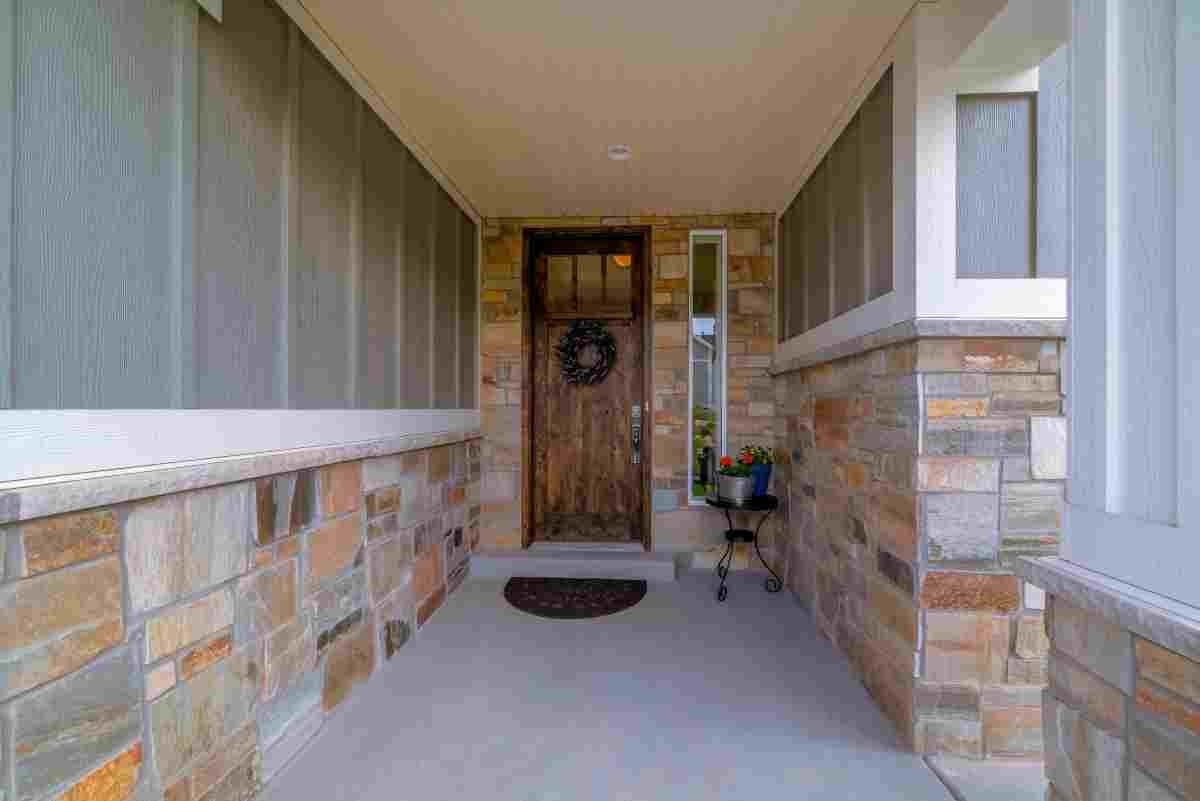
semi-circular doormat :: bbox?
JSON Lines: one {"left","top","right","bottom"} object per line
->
{"left": 503, "top": 577, "right": 647, "bottom": 620}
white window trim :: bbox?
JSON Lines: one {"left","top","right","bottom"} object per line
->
{"left": 914, "top": 38, "right": 1067, "bottom": 320}
{"left": 687, "top": 230, "right": 727, "bottom": 506}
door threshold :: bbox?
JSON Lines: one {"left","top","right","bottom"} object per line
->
{"left": 528, "top": 540, "right": 645, "bottom": 553}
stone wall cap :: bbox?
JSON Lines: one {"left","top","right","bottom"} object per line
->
{"left": 771, "top": 318, "right": 1068, "bottom": 375}
{"left": 1, "top": 428, "right": 482, "bottom": 525}
{"left": 1016, "top": 556, "right": 1200, "bottom": 662}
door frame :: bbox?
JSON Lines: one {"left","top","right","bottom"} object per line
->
{"left": 521, "top": 227, "right": 654, "bottom": 551}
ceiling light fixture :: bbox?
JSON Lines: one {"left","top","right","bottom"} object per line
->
{"left": 607, "top": 144, "right": 633, "bottom": 161}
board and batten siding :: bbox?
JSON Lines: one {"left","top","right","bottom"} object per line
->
{"left": 0, "top": 0, "right": 479, "bottom": 413}
{"left": 9, "top": 0, "right": 180, "bottom": 408}
{"left": 777, "top": 68, "right": 894, "bottom": 341}
{"left": 955, "top": 93, "right": 1037, "bottom": 278}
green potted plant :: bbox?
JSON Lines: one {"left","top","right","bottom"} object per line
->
{"left": 692, "top": 405, "right": 717, "bottom": 495}
{"left": 716, "top": 452, "right": 755, "bottom": 504}
{"left": 740, "top": 445, "right": 774, "bottom": 497}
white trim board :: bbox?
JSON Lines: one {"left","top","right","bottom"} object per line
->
{"left": 1061, "top": 0, "right": 1198, "bottom": 611}
{"left": 1065, "top": 505, "right": 1200, "bottom": 611}
{"left": 0, "top": 409, "right": 479, "bottom": 484}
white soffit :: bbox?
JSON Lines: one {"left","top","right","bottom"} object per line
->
{"left": 957, "top": 0, "right": 1070, "bottom": 74}
{"left": 299, "top": 0, "right": 914, "bottom": 217}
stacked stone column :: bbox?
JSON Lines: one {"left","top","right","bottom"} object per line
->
{"left": 774, "top": 335, "right": 1065, "bottom": 757}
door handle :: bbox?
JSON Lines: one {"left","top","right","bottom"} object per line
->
{"left": 631, "top": 403, "right": 642, "bottom": 465}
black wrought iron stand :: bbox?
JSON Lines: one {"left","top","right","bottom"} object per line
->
{"left": 705, "top": 494, "right": 783, "bottom": 602}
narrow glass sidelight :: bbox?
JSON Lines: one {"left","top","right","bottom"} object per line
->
{"left": 688, "top": 232, "right": 726, "bottom": 501}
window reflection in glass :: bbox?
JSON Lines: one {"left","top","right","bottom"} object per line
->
{"left": 690, "top": 237, "right": 723, "bottom": 499}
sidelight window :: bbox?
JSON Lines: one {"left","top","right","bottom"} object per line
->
{"left": 688, "top": 232, "right": 727, "bottom": 501}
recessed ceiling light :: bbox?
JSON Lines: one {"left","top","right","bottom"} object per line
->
{"left": 607, "top": 144, "right": 633, "bottom": 161}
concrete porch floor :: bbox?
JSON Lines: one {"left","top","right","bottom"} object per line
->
{"left": 262, "top": 569, "right": 956, "bottom": 801}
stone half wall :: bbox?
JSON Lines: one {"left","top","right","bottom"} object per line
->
{"left": 479, "top": 214, "right": 778, "bottom": 559}
{"left": 0, "top": 438, "right": 480, "bottom": 801}
{"left": 1017, "top": 559, "right": 1200, "bottom": 801}
{"left": 773, "top": 336, "right": 1065, "bottom": 757}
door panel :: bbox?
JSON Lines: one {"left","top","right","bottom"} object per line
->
{"left": 531, "top": 238, "right": 644, "bottom": 544}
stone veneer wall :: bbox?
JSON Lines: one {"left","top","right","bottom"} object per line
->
{"left": 479, "top": 215, "right": 777, "bottom": 557}
{"left": 773, "top": 336, "right": 1065, "bottom": 757}
{"left": 1016, "top": 564, "right": 1200, "bottom": 801}
{"left": 1043, "top": 599, "right": 1200, "bottom": 801}
{"left": 0, "top": 438, "right": 480, "bottom": 801}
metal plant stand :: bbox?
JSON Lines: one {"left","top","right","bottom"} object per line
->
{"left": 705, "top": 494, "right": 783, "bottom": 602}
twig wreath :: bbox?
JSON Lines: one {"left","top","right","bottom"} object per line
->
{"left": 557, "top": 320, "right": 617, "bottom": 385}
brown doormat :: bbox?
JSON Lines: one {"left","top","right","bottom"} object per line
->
{"left": 503, "top": 577, "right": 647, "bottom": 620}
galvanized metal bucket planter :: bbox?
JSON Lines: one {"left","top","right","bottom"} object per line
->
{"left": 716, "top": 474, "right": 754, "bottom": 505}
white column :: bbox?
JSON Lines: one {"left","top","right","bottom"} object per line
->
{"left": 1066, "top": 0, "right": 1199, "bottom": 608}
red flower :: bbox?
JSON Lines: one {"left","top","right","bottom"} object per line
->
{"left": 739, "top": 453, "right": 754, "bottom": 465}
{"left": 719, "top": 456, "right": 733, "bottom": 467}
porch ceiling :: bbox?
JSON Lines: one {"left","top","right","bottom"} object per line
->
{"left": 299, "top": 0, "right": 914, "bottom": 217}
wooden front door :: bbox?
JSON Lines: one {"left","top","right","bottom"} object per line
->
{"left": 530, "top": 234, "right": 646, "bottom": 546}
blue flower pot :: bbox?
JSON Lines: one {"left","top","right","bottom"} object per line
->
{"left": 751, "top": 463, "right": 772, "bottom": 497}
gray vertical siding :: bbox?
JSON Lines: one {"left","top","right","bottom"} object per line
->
{"left": 358, "top": 109, "right": 404, "bottom": 409}
{"left": 775, "top": 214, "right": 788, "bottom": 338}
{"left": 1037, "top": 44, "right": 1071, "bottom": 279}
{"left": 831, "top": 116, "right": 864, "bottom": 317}
{"left": 0, "top": 0, "right": 11, "bottom": 408}
{"left": 862, "top": 68, "right": 894, "bottom": 299}
{"left": 803, "top": 161, "right": 831, "bottom": 330}
{"left": 433, "top": 188, "right": 459, "bottom": 409}
{"left": 777, "top": 67, "right": 893, "bottom": 339}
{"left": 401, "top": 158, "right": 434, "bottom": 409}
{"left": 1, "top": 0, "right": 479, "bottom": 410}
{"left": 956, "top": 93, "right": 1037, "bottom": 278}
{"left": 457, "top": 209, "right": 478, "bottom": 409}
{"left": 785, "top": 195, "right": 806, "bottom": 338}
{"left": 13, "top": 0, "right": 178, "bottom": 407}
{"left": 290, "top": 42, "right": 355, "bottom": 408}
{"left": 193, "top": 0, "right": 288, "bottom": 408}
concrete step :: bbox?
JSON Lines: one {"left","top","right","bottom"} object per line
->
{"left": 471, "top": 548, "right": 678, "bottom": 583}
{"left": 527, "top": 540, "right": 644, "bottom": 553}
{"left": 925, "top": 756, "right": 1046, "bottom": 801}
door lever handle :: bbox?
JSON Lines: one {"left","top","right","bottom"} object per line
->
{"left": 631, "top": 403, "right": 642, "bottom": 465}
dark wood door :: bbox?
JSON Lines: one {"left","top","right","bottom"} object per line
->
{"left": 531, "top": 235, "right": 645, "bottom": 545}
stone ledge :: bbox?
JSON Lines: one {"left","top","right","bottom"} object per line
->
{"left": 1016, "top": 556, "right": 1200, "bottom": 662}
{"left": 771, "top": 318, "right": 1068, "bottom": 375}
{"left": 0, "top": 428, "right": 482, "bottom": 524}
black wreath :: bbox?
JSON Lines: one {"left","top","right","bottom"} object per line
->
{"left": 557, "top": 320, "right": 617, "bottom": 385}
